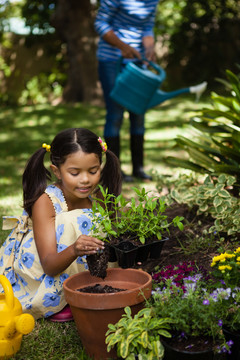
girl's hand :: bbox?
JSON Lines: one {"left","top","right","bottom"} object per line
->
{"left": 74, "top": 235, "right": 105, "bottom": 256}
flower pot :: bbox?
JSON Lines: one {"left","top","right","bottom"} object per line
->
{"left": 135, "top": 243, "right": 151, "bottom": 263}
{"left": 149, "top": 238, "right": 169, "bottom": 259}
{"left": 63, "top": 268, "right": 152, "bottom": 360}
{"left": 222, "top": 327, "right": 240, "bottom": 359}
{"left": 114, "top": 241, "right": 138, "bottom": 268}
{"left": 161, "top": 338, "right": 214, "bottom": 360}
{"left": 106, "top": 243, "right": 117, "bottom": 262}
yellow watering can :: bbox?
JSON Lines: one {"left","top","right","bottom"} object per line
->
{"left": 0, "top": 275, "right": 35, "bottom": 359}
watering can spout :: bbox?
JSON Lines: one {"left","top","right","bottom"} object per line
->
{"left": 147, "top": 81, "right": 208, "bottom": 109}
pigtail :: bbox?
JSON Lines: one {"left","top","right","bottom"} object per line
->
{"left": 101, "top": 149, "right": 122, "bottom": 197}
{"left": 22, "top": 148, "right": 51, "bottom": 217}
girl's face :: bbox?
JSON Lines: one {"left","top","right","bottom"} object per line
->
{"left": 51, "top": 150, "right": 101, "bottom": 202}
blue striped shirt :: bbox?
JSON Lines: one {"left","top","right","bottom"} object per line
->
{"left": 95, "top": 0, "right": 159, "bottom": 61}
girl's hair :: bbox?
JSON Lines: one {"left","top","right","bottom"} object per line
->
{"left": 23, "top": 128, "right": 122, "bottom": 216}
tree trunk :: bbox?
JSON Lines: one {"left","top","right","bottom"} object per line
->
{"left": 51, "top": 0, "right": 100, "bottom": 103}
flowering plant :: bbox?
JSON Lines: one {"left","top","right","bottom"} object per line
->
{"left": 211, "top": 247, "right": 240, "bottom": 288}
{"left": 210, "top": 247, "right": 240, "bottom": 332}
{"left": 152, "top": 261, "right": 209, "bottom": 291}
{"left": 150, "top": 262, "right": 231, "bottom": 354}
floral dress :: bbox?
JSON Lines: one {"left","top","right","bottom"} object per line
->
{"left": 0, "top": 184, "right": 94, "bottom": 320}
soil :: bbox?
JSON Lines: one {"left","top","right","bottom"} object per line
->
{"left": 77, "top": 284, "right": 126, "bottom": 293}
{"left": 86, "top": 247, "right": 110, "bottom": 279}
{"left": 134, "top": 202, "right": 220, "bottom": 274}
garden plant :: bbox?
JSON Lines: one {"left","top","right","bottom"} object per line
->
{"left": 165, "top": 68, "right": 240, "bottom": 186}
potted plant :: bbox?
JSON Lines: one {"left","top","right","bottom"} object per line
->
{"left": 150, "top": 262, "right": 230, "bottom": 359}
{"left": 105, "top": 305, "right": 172, "bottom": 360}
{"left": 91, "top": 186, "right": 184, "bottom": 268}
{"left": 63, "top": 268, "right": 152, "bottom": 360}
{"left": 210, "top": 247, "right": 240, "bottom": 358}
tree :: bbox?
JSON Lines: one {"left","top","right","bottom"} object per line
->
{"left": 22, "top": 0, "right": 99, "bottom": 103}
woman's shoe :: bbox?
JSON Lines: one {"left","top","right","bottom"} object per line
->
{"left": 48, "top": 304, "right": 73, "bottom": 322}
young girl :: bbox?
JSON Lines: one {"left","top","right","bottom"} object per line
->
{"left": 0, "top": 128, "right": 122, "bottom": 320}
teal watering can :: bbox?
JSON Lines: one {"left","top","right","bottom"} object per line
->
{"left": 110, "top": 59, "right": 207, "bottom": 115}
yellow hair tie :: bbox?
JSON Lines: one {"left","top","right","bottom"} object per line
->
{"left": 42, "top": 143, "right": 51, "bottom": 152}
{"left": 98, "top": 137, "right": 107, "bottom": 153}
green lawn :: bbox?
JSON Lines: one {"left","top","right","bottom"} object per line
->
{"left": 0, "top": 95, "right": 209, "bottom": 359}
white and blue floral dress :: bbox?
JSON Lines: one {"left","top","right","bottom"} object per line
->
{"left": 0, "top": 184, "right": 94, "bottom": 320}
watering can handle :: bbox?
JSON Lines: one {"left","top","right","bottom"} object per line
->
{"left": 117, "top": 57, "right": 166, "bottom": 82}
{"left": 141, "top": 57, "right": 166, "bottom": 82}
{"left": 0, "top": 275, "right": 14, "bottom": 309}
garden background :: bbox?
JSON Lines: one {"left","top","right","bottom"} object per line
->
{"left": 0, "top": 0, "right": 240, "bottom": 358}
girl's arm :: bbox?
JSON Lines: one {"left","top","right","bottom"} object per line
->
{"left": 32, "top": 194, "right": 104, "bottom": 277}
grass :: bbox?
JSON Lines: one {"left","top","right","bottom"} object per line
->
{"left": 0, "top": 94, "right": 209, "bottom": 359}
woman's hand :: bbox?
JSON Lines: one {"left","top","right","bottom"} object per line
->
{"left": 73, "top": 235, "right": 105, "bottom": 257}
{"left": 103, "top": 30, "right": 141, "bottom": 59}
{"left": 143, "top": 35, "right": 156, "bottom": 61}
{"left": 120, "top": 43, "right": 141, "bottom": 59}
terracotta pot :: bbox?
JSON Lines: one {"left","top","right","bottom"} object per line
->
{"left": 63, "top": 268, "right": 152, "bottom": 360}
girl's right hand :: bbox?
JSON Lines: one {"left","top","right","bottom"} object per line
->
{"left": 74, "top": 235, "right": 105, "bottom": 257}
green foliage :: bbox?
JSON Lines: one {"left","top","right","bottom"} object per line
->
{"left": 91, "top": 186, "right": 184, "bottom": 244}
{"left": 168, "top": 174, "right": 240, "bottom": 241}
{"left": 19, "top": 72, "right": 64, "bottom": 105}
{"left": 105, "top": 306, "right": 171, "bottom": 360}
{"left": 21, "top": 0, "right": 56, "bottom": 34}
{"left": 166, "top": 69, "right": 240, "bottom": 184}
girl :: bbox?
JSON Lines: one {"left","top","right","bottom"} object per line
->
{"left": 0, "top": 128, "right": 122, "bottom": 320}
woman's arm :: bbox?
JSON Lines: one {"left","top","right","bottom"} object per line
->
{"left": 95, "top": 0, "right": 141, "bottom": 59}
{"left": 103, "top": 30, "right": 141, "bottom": 59}
{"left": 32, "top": 194, "right": 104, "bottom": 277}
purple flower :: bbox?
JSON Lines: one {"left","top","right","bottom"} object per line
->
{"left": 218, "top": 320, "right": 223, "bottom": 327}
{"left": 203, "top": 299, "right": 210, "bottom": 305}
{"left": 227, "top": 340, "right": 234, "bottom": 347}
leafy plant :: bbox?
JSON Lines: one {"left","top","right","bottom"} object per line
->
{"left": 165, "top": 69, "right": 240, "bottom": 185}
{"left": 168, "top": 173, "right": 240, "bottom": 241}
{"left": 105, "top": 306, "right": 172, "bottom": 360}
{"left": 91, "top": 186, "right": 184, "bottom": 244}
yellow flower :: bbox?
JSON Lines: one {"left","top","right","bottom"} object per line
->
{"left": 225, "top": 253, "right": 235, "bottom": 259}
{"left": 235, "top": 247, "right": 240, "bottom": 254}
{"left": 237, "top": 257, "right": 240, "bottom": 262}
{"left": 218, "top": 265, "right": 232, "bottom": 272}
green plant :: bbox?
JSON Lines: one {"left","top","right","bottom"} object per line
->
{"left": 105, "top": 306, "right": 172, "bottom": 360}
{"left": 168, "top": 173, "right": 240, "bottom": 241}
{"left": 165, "top": 69, "right": 240, "bottom": 185}
{"left": 91, "top": 186, "right": 184, "bottom": 244}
